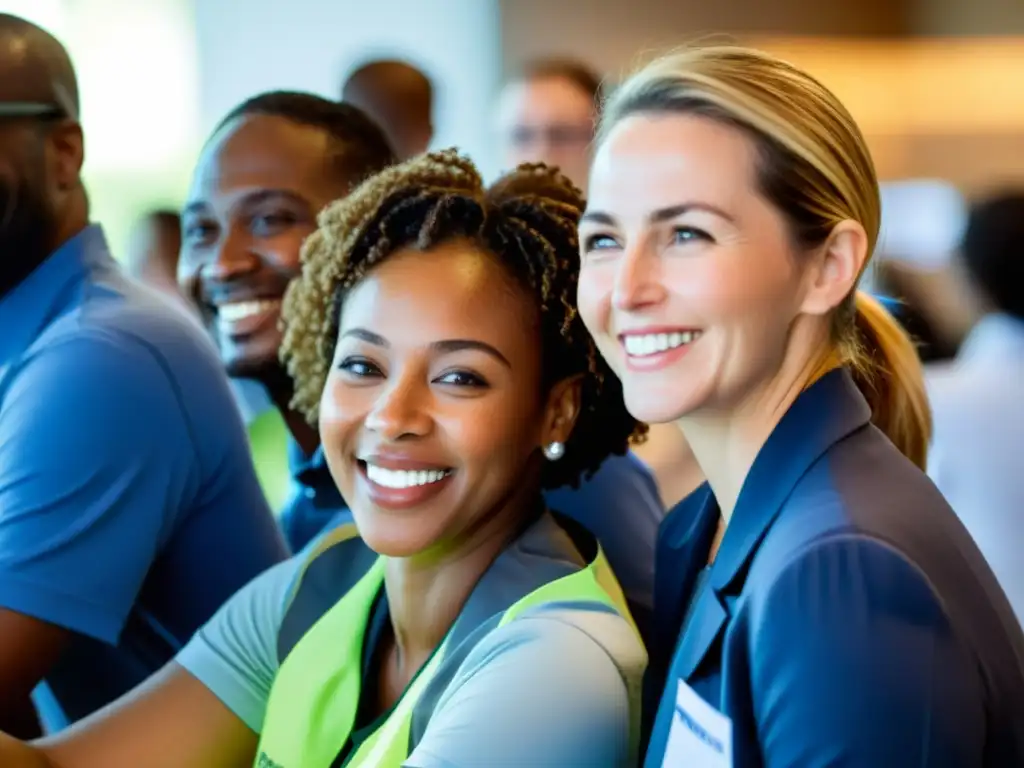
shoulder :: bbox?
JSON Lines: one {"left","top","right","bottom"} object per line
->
{"left": 495, "top": 602, "right": 645, "bottom": 670}
{"left": 0, "top": 328, "right": 191, "bottom": 445}
{"left": 744, "top": 534, "right": 945, "bottom": 630}
{"left": 753, "top": 440, "right": 969, "bottom": 612}
{"left": 60, "top": 276, "right": 227, "bottom": 396}
{"left": 769, "top": 425, "right": 951, "bottom": 549}
{"left": 439, "top": 603, "right": 645, "bottom": 719}
{"left": 409, "top": 607, "right": 645, "bottom": 768}
{"left": 550, "top": 451, "right": 659, "bottom": 506}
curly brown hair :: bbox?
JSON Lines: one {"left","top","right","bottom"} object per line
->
{"left": 281, "top": 148, "right": 645, "bottom": 489}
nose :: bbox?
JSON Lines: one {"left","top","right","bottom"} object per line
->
{"left": 363, "top": 372, "right": 433, "bottom": 441}
{"left": 612, "top": 242, "right": 666, "bottom": 311}
{"left": 201, "top": 227, "right": 260, "bottom": 283}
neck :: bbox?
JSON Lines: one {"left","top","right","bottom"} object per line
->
{"left": 383, "top": 488, "right": 541, "bottom": 681}
{"left": 681, "top": 342, "right": 838, "bottom": 525}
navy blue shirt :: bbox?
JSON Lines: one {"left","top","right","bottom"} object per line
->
{"left": 279, "top": 441, "right": 348, "bottom": 553}
{"left": 0, "top": 226, "right": 288, "bottom": 729}
{"left": 645, "top": 369, "right": 1024, "bottom": 767}
{"left": 548, "top": 451, "right": 663, "bottom": 637}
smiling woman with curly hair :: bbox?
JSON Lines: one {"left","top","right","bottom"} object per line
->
{"left": 0, "top": 149, "right": 647, "bottom": 768}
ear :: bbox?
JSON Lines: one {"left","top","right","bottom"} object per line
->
{"left": 799, "top": 220, "right": 868, "bottom": 317}
{"left": 47, "top": 121, "right": 85, "bottom": 192}
{"left": 540, "top": 374, "right": 583, "bottom": 449}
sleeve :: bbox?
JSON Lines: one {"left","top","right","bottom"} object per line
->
{"left": 749, "top": 536, "right": 986, "bottom": 768}
{"left": 175, "top": 556, "right": 303, "bottom": 733}
{"left": 405, "top": 609, "right": 645, "bottom": 768}
{"left": 0, "top": 333, "right": 197, "bottom": 643}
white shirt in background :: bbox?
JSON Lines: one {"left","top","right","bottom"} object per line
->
{"left": 927, "top": 313, "right": 1024, "bottom": 624}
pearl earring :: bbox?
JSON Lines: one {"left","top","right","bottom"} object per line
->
{"left": 543, "top": 441, "right": 565, "bottom": 461}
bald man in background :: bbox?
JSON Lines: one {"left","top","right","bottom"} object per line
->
{"left": 0, "top": 14, "right": 285, "bottom": 735}
{"left": 341, "top": 58, "right": 433, "bottom": 160}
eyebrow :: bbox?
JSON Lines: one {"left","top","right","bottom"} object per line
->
{"left": 580, "top": 202, "right": 736, "bottom": 226}
{"left": 340, "top": 328, "right": 512, "bottom": 368}
{"left": 181, "top": 189, "right": 311, "bottom": 218}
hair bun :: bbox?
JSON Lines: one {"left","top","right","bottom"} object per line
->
{"left": 487, "top": 162, "right": 584, "bottom": 211}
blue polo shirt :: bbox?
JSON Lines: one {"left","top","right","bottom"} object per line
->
{"left": 0, "top": 226, "right": 289, "bottom": 730}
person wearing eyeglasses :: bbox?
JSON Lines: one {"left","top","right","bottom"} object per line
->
{"left": 0, "top": 14, "right": 287, "bottom": 737}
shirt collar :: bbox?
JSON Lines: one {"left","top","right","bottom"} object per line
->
{"left": 0, "top": 225, "right": 110, "bottom": 362}
{"left": 288, "top": 438, "right": 331, "bottom": 485}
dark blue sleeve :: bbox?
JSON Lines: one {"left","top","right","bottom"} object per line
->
{"left": 0, "top": 333, "right": 197, "bottom": 644}
{"left": 748, "top": 536, "right": 986, "bottom": 768}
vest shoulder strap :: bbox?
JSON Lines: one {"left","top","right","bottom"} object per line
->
{"left": 276, "top": 521, "right": 377, "bottom": 663}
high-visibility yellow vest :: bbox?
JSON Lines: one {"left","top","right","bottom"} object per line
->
{"left": 255, "top": 519, "right": 636, "bottom": 767}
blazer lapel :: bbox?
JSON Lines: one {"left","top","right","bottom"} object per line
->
{"left": 711, "top": 369, "right": 872, "bottom": 593}
{"left": 671, "top": 369, "right": 873, "bottom": 683}
{"left": 672, "top": 579, "right": 729, "bottom": 681}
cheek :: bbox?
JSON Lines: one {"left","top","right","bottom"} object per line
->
{"left": 666, "top": 250, "right": 796, "bottom": 330}
{"left": 577, "top": 264, "right": 613, "bottom": 336}
{"left": 318, "top": 377, "right": 366, "bottom": 480}
{"left": 443, "top": 393, "right": 539, "bottom": 467}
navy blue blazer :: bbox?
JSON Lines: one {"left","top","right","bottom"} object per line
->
{"left": 645, "top": 369, "right": 1024, "bottom": 767}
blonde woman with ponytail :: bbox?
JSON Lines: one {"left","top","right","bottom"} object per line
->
{"left": 577, "top": 46, "right": 1024, "bottom": 767}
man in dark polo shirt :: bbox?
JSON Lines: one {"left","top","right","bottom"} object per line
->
{"left": 178, "top": 92, "right": 397, "bottom": 551}
{"left": 0, "top": 15, "right": 288, "bottom": 735}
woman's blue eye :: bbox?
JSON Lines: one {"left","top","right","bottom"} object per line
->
{"left": 583, "top": 233, "right": 619, "bottom": 252}
{"left": 673, "top": 227, "right": 710, "bottom": 244}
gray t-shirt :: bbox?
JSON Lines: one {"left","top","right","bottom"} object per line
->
{"left": 177, "top": 517, "right": 647, "bottom": 767}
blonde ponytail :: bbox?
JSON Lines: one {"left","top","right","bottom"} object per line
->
{"left": 848, "top": 292, "right": 932, "bottom": 470}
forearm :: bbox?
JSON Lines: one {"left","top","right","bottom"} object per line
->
{"left": 0, "top": 694, "right": 42, "bottom": 740}
{"left": 0, "top": 731, "right": 53, "bottom": 768}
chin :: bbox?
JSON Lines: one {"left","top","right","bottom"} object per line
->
{"left": 354, "top": 514, "right": 442, "bottom": 559}
{"left": 623, "top": 379, "right": 704, "bottom": 425}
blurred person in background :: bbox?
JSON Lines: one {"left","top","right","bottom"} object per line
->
{"left": 873, "top": 179, "right": 972, "bottom": 363}
{"left": 498, "top": 58, "right": 705, "bottom": 627}
{"left": 178, "top": 91, "right": 397, "bottom": 551}
{"left": 0, "top": 14, "right": 286, "bottom": 737}
{"left": 928, "top": 190, "right": 1024, "bottom": 625}
{"left": 124, "top": 209, "right": 184, "bottom": 304}
{"left": 341, "top": 58, "right": 433, "bottom": 160}
{"left": 495, "top": 57, "right": 601, "bottom": 192}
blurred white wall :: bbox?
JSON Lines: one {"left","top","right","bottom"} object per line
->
{"left": 1, "top": 0, "right": 201, "bottom": 256}
{"left": 193, "top": 0, "right": 503, "bottom": 178}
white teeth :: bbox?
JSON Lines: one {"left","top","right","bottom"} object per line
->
{"left": 623, "top": 331, "right": 702, "bottom": 357}
{"left": 218, "top": 299, "right": 281, "bottom": 322}
{"left": 365, "top": 464, "right": 450, "bottom": 490}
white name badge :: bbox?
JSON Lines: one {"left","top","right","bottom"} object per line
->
{"left": 661, "top": 679, "right": 733, "bottom": 768}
